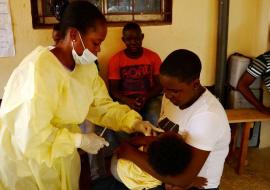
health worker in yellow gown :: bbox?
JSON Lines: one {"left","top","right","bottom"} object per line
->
{"left": 0, "top": 1, "right": 161, "bottom": 190}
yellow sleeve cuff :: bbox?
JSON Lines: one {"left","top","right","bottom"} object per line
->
{"left": 73, "top": 133, "right": 82, "bottom": 148}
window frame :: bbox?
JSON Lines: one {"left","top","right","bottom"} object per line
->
{"left": 30, "top": 0, "right": 172, "bottom": 29}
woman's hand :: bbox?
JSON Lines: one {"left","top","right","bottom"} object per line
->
{"left": 79, "top": 133, "right": 109, "bottom": 154}
{"left": 190, "top": 176, "right": 208, "bottom": 189}
{"left": 132, "top": 120, "right": 164, "bottom": 136}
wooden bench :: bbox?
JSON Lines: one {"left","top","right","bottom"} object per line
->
{"left": 226, "top": 108, "right": 270, "bottom": 174}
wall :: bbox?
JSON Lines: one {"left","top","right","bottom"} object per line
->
{"left": 0, "top": 0, "right": 52, "bottom": 96}
{"left": 99, "top": 0, "right": 218, "bottom": 85}
{"left": 0, "top": 0, "right": 270, "bottom": 146}
{"left": 227, "top": 0, "right": 270, "bottom": 56}
{"left": 0, "top": 0, "right": 217, "bottom": 96}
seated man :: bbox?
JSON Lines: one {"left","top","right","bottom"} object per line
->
{"left": 108, "top": 22, "right": 162, "bottom": 125}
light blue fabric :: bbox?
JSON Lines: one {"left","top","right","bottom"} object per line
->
{"left": 80, "top": 123, "right": 119, "bottom": 180}
{"left": 141, "top": 95, "right": 162, "bottom": 126}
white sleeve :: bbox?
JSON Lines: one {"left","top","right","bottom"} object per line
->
{"left": 185, "top": 112, "right": 225, "bottom": 151}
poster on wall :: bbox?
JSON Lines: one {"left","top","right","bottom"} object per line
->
{"left": 0, "top": 0, "right": 15, "bottom": 57}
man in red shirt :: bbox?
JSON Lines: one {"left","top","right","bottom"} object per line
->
{"left": 108, "top": 22, "right": 162, "bottom": 125}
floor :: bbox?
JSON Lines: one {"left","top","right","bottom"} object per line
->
{"left": 220, "top": 147, "right": 270, "bottom": 190}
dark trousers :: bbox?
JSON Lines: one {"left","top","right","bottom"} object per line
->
{"left": 90, "top": 176, "right": 128, "bottom": 190}
{"left": 188, "top": 187, "right": 219, "bottom": 190}
{"left": 90, "top": 177, "right": 220, "bottom": 190}
{"left": 90, "top": 176, "right": 165, "bottom": 190}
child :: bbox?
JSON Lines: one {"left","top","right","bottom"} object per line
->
{"left": 110, "top": 132, "right": 198, "bottom": 190}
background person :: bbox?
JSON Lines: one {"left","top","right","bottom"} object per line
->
{"left": 237, "top": 51, "right": 270, "bottom": 114}
{"left": 108, "top": 22, "right": 162, "bottom": 126}
{"left": 0, "top": 2, "right": 159, "bottom": 190}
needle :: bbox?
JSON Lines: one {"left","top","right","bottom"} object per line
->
{"left": 99, "top": 127, "right": 107, "bottom": 137}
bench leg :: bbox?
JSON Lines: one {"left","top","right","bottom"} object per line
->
{"left": 237, "top": 122, "right": 252, "bottom": 174}
{"left": 226, "top": 124, "right": 239, "bottom": 162}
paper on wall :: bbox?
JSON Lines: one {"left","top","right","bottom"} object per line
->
{"left": 0, "top": 0, "right": 15, "bottom": 57}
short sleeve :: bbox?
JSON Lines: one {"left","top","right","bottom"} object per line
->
{"left": 108, "top": 53, "right": 121, "bottom": 80}
{"left": 247, "top": 54, "right": 267, "bottom": 78}
{"left": 185, "top": 112, "right": 225, "bottom": 151}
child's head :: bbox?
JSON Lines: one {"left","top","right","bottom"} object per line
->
{"left": 147, "top": 132, "right": 191, "bottom": 176}
{"left": 159, "top": 49, "right": 203, "bottom": 109}
{"left": 122, "top": 22, "right": 144, "bottom": 57}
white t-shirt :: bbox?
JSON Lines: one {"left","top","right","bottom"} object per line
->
{"left": 159, "top": 89, "right": 231, "bottom": 188}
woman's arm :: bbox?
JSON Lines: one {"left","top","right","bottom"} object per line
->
{"left": 0, "top": 55, "right": 81, "bottom": 167}
{"left": 86, "top": 74, "right": 142, "bottom": 133}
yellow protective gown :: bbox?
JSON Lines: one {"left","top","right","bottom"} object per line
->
{"left": 0, "top": 46, "right": 141, "bottom": 190}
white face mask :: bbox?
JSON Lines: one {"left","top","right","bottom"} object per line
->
{"left": 71, "top": 32, "right": 98, "bottom": 65}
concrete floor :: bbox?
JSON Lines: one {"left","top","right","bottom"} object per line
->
{"left": 220, "top": 147, "right": 270, "bottom": 190}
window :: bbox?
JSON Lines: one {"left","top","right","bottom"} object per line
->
{"left": 30, "top": 0, "right": 172, "bottom": 28}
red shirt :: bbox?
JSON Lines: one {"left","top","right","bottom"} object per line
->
{"left": 108, "top": 48, "right": 161, "bottom": 96}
